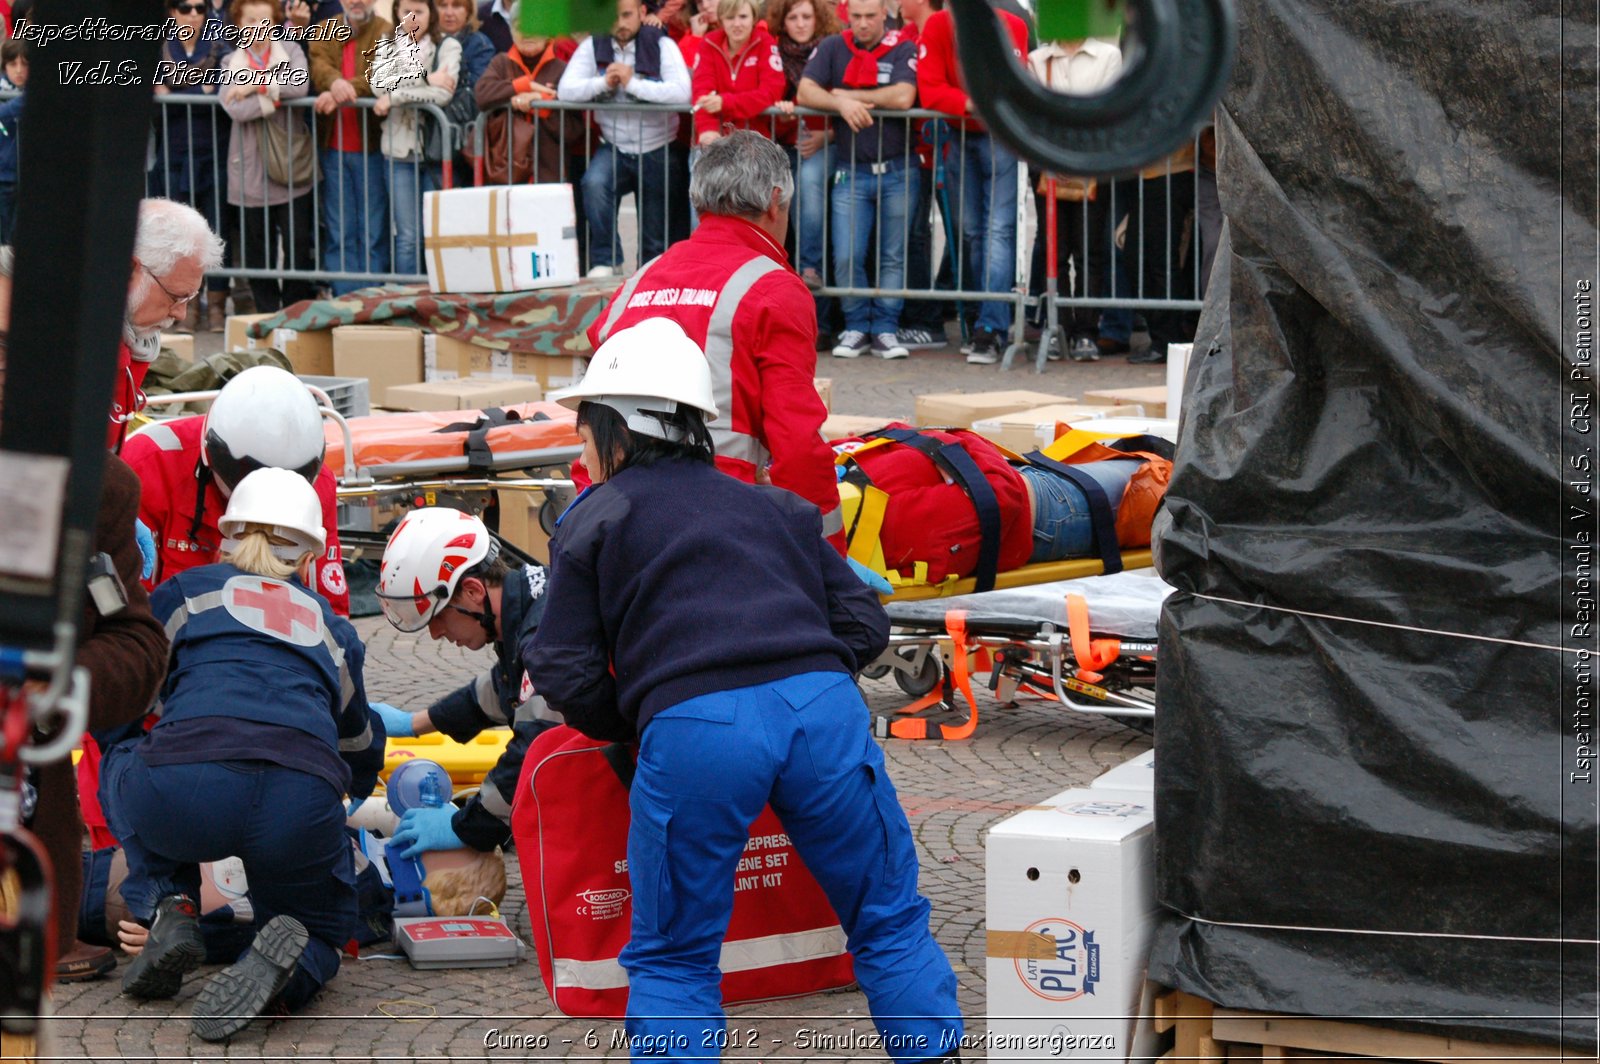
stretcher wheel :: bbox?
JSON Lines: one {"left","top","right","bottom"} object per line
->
{"left": 894, "top": 649, "right": 941, "bottom": 697}
{"left": 860, "top": 662, "right": 893, "bottom": 680}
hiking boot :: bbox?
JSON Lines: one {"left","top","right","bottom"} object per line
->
{"left": 57, "top": 940, "right": 117, "bottom": 982}
{"left": 832, "top": 329, "right": 869, "bottom": 358}
{"left": 121, "top": 894, "right": 204, "bottom": 1000}
{"left": 191, "top": 915, "right": 308, "bottom": 1043}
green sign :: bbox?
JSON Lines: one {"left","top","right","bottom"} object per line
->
{"left": 520, "top": 0, "right": 615, "bottom": 37}
{"left": 1035, "top": 0, "right": 1126, "bottom": 43}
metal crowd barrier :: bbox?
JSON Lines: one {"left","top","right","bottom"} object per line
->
{"left": 129, "top": 93, "right": 1206, "bottom": 349}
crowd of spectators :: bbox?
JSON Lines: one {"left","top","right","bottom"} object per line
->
{"left": 0, "top": 0, "right": 1207, "bottom": 361}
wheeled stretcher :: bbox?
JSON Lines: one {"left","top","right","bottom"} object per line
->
{"left": 865, "top": 569, "right": 1171, "bottom": 740}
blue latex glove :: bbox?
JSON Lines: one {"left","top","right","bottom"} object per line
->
{"left": 371, "top": 702, "right": 414, "bottom": 738}
{"left": 133, "top": 519, "right": 156, "bottom": 582}
{"left": 388, "top": 805, "right": 463, "bottom": 859}
{"left": 846, "top": 556, "right": 894, "bottom": 595}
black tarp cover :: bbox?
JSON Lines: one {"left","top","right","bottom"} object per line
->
{"left": 1147, "top": 0, "right": 1598, "bottom": 1049}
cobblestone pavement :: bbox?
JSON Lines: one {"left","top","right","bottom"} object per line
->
{"left": 39, "top": 322, "right": 1162, "bottom": 1062}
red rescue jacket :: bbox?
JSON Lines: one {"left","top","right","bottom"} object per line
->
{"left": 690, "top": 26, "right": 785, "bottom": 140}
{"left": 586, "top": 214, "right": 844, "bottom": 552}
{"left": 110, "top": 340, "right": 153, "bottom": 451}
{"left": 121, "top": 414, "right": 351, "bottom": 615}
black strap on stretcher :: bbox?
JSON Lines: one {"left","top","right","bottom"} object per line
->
{"left": 0, "top": 0, "right": 166, "bottom": 1033}
{"left": 435, "top": 407, "right": 550, "bottom": 473}
{"left": 865, "top": 428, "right": 1005, "bottom": 594}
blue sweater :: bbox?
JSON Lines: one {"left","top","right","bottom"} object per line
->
{"left": 527, "top": 457, "right": 888, "bottom": 740}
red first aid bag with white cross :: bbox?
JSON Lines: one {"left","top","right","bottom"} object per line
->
{"left": 511, "top": 725, "right": 856, "bottom": 1018}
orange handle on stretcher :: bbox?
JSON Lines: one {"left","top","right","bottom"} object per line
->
{"left": 1065, "top": 593, "right": 1121, "bottom": 683}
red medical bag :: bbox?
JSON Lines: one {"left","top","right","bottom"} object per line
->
{"left": 511, "top": 725, "right": 856, "bottom": 1018}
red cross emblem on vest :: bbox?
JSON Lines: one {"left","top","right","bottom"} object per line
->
{"left": 224, "top": 576, "right": 322, "bottom": 646}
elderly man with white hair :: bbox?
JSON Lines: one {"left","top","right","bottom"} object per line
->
{"left": 111, "top": 197, "right": 226, "bottom": 451}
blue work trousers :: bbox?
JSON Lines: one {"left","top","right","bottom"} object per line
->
{"left": 620, "top": 671, "right": 962, "bottom": 1062}
{"left": 100, "top": 749, "right": 356, "bottom": 1012}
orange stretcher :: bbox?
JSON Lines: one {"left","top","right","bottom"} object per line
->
{"left": 322, "top": 401, "right": 580, "bottom": 478}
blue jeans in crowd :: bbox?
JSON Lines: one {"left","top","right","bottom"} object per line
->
{"left": 321, "top": 149, "right": 390, "bottom": 296}
{"left": 582, "top": 141, "right": 689, "bottom": 270}
{"left": 832, "top": 158, "right": 910, "bottom": 336}
{"left": 791, "top": 138, "right": 833, "bottom": 276}
{"left": 386, "top": 156, "right": 440, "bottom": 278}
{"left": 100, "top": 747, "right": 357, "bottom": 1012}
{"left": 944, "top": 132, "right": 1019, "bottom": 337}
{"left": 620, "top": 671, "right": 963, "bottom": 1062}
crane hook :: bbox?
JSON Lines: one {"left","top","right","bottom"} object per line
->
{"left": 948, "top": 0, "right": 1236, "bottom": 177}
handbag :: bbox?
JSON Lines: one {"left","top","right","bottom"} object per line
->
{"left": 261, "top": 111, "right": 317, "bottom": 187}
{"left": 511, "top": 725, "right": 855, "bottom": 1019}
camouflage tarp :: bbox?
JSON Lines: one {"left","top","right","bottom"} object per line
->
{"left": 244, "top": 280, "right": 623, "bottom": 357}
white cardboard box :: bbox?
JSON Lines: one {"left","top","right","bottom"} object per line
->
{"left": 986, "top": 787, "right": 1161, "bottom": 1061}
{"left": 1089, "top": 750, "right": 1155, "bottom": 794}
{"left": 423, "top": 185, "right": 580, "bottom": 294}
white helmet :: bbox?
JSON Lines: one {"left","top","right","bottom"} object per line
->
{"left": 375, "top": 508, "right": 500, "bottom": 633}
{"left": 217, "top": 467, "right": 326, "bottom": 559}
{"left": 203, "top": 366, "right": 326, "bottom": 493}
{"left": 549, "top": 318, "right": 719, "bottom": 441}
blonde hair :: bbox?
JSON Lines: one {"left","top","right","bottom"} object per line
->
{"left": 717, "top": 0, "right": 758, "bottom": 24}
{"left": 423, "top": 850, "right": 508, "bottom": 916}
{"left": 224, "top": 528, "right": 312, "bottom": 580}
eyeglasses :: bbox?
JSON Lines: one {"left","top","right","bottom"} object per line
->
{"left": 173, "top": 3, "right": 207, "bottom": 11}
{"left": 139, "top": 261, "right": 201, "bottom": 308}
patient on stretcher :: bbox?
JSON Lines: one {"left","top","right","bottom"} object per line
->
{"left": 833, "top": 426, "right": 1173, "bottom": 588}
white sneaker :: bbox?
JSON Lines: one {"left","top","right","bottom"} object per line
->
{"left": 832, "top": 330, "right": 869, "bottom": 358}
{"left": 872, "top": 333, "right": 909, "bottom": 360}
{"left": 586, "top": 265, "right": 617, "bottom": 279}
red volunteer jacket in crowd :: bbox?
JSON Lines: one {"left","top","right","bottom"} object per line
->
{"left": 690, "top": 26, "right": 786, "bottom": 140}
{"left": 121, "top": 414, "right": 351, "bottom": 614}
{"left": 586, "top": 214, "right": 845, "bottom": 552}
{"left": 915, "top": 8, "right": 1030, "bottom": 133}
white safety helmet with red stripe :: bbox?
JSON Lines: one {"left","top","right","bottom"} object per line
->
{"left": 375, "top": 507, "right": 500, "bottom": 633}
{"left": 202, "top": 365, "right": 326, "bottom": 494}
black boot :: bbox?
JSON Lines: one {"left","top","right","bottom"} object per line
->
{"left": 191, "top": 915, "right": 308, "bottom": 1043}
{"left": 121, "top": 894, "right": 204, "bottom": 999}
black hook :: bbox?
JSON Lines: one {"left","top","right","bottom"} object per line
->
{"left": 948, "top": 0, "right": 1236, "bottom": 177}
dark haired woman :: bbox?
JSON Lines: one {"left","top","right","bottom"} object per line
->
{"left": 528, "top": 316, "right": 963, "bottom": 1063}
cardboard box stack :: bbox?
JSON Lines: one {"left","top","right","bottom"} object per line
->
{"left": 425, "top": 332, "right": 585, "bottom": 391}
{"left": 913, "top": 390, "right": 1076, "bottom": 429}
{"left": 332, "top": 326, "right": 425, "bottom": 402}
{"left": 386, "top": 377, "right": 543, "bottom": 412}
{"left": 423, "top": 185, "right": 580, "bottom": 294}
{"left": 495, "top": 488, "right": 553, "bottom": 566}
{"left": 224, "top": 313, "right": 335, "bottom": 376}
{"left": 821, "top": 414, "right": 895, "bottom": 441}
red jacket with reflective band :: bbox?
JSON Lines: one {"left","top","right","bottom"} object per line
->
{"left": 121, "top": 414, "right": 351, "bottom": 615}
{"left": 837, "top": 425, "right": 1034, "bottom": 584}
{"left": 690, "top": 26, "right": 786, "bottom": 140}
{"left": 586, "top": 215, "right": 844, "bottom": 552}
